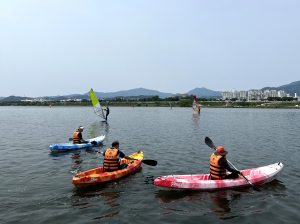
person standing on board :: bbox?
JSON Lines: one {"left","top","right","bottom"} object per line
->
{"left": 102, "top": 141, "right": 138, "bottom": 172}
{"left": 73, "top": 126, "right": 89, "bottom": 144}
{"left": 210, "top": 146, "right": 240, "bottom": 180}
{"left": 102, "top": 106, "right": 109, "bottom": 121}
{"left": 198, "top": 105, "right": 201, "bottom": 114}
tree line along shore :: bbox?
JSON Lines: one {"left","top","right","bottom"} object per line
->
{"left": 1, "top": 97, "right": 299, "bottom": 109}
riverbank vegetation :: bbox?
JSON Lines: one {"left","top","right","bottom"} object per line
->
{"left": 0, "top": 95, "right": 299, "bottom": 108}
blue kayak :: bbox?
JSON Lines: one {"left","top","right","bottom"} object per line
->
{"left": 49, "top": 135, "right": 105, "bottom": 152}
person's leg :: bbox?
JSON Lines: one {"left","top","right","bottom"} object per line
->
{"left": 119, "top": 163, "right": 128, "bottom": 170}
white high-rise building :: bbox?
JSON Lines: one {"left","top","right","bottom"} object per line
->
{"left": 278, "top": 90, "right": 286, "bottom": 97}
{"left": 239, "top": 91, "right": 247, "bottom": 100}
{"left": 222, "top": 91, "right": 232, "bottom": 100}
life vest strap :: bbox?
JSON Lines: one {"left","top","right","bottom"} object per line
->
{"left": 210, "top": 167, "right": 226, "bottom": 173}
{"left": 210, "top": 171, "right": 226, "bottom": 177}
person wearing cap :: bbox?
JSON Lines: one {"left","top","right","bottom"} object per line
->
{"left": 102, "top": 106, "right": 109, "bottom": 121}
{"left": 73, "top": 126, "right": 89, "bottom": 144}
{"left": 210, "top": 146, "right": 240, "bottom": 180}
{"left": 102, "top": 141, "right": 138, "bottom": 172}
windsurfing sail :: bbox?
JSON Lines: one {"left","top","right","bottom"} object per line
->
{"left": 89, "top": 89, "right": 105, "bottom": 119}
{"left": 192, "top": 95, "right": 200, "bottom": 113}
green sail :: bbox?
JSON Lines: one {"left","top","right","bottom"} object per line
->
{"left": 89, "top": 89, "right": 105, "bottom": 119}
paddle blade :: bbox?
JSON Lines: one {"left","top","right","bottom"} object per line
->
{"left": 90, "top": 141, "right": 97, "bottom": 145}
{"left": 142, "top": 160, "right": 157, "bottom": 166}
{"left": 205, "top": 137, "right": 217, "bottom": 150}
{"left": 252, "top": 185, "right": 262, "bottom": 192}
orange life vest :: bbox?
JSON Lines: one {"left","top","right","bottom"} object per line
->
{"left": 73, "top": 131, "right": 80, "bottom": 144}
{"left": 210, "top": 153, "right": 227, "bottom": 180}
{"left": 103, "top": 148, "right": 119, "bottom": 172}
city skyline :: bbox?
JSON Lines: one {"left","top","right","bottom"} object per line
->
{"left": 222, "top": 88, "right": 298, "bottom": 101}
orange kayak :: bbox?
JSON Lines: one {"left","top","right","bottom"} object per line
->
{"left": 72, "top": 151, "right": 144, "bottom": 188}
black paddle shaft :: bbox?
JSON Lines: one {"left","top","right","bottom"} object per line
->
{"left": 204, "top": 137, "right": 261, "bottom": 192}
{"left": 94, "top": 151, "right": 157, "bottom": 166}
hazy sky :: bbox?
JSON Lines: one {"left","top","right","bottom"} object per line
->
{"left": 1, "top": 0, "right": 300, "bottom": 97}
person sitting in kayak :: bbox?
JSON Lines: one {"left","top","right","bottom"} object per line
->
{"left": 102, "top": 106, "right": 109, "bottom": 121}
{"left": 73, "top": 126, "right": 89, "bottom": 144}
{"left": 210, "top": 146, "right": 240, "bottom": 180}
{"left": 103, "top": 141, "right": 138, "bottom": 172}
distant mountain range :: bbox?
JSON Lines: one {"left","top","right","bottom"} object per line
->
{"left": 1, "top": 80, "right": 300, "bottom": 102}
{"left": 259, "top": 81, "right": 300, "bottom": 95}
{"left": 91, "top": 88, "right": 176, "bottom": 99}
{"left": 0, "top": 87, "right": 222, "bottom": 102}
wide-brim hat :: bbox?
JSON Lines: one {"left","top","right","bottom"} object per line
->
{"left": 214, "top": 146, "right": 228, "bottom": 156}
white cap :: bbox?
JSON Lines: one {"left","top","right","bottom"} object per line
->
{"left": 78, "top": 126, "right": 84, "bottom": 129}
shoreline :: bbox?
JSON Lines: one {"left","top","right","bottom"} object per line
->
{"left": 1, "top": 101, "right": 299, "bottom": 109}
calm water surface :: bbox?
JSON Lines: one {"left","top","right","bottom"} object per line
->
{"left": 1, "top": 106, "right": 300, "bottom": 223}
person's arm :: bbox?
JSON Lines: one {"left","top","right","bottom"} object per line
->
{"left": 119, "top": 151, "right": 139, "bottom": 161}
{"left": 80, "top": 138, "right": 89, "bottom": 143}
{"left": 220, "top": 159, "right": 240, "bottom": 174}
{"left": 78, "top": 133, "right": 88, "bottom": 143}
{"left": 124, "top": 155, "right": 138, "bottom": 160}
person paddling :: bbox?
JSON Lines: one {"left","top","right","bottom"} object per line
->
{"left": 73, "top": 126, "right": 89, "bottom": 144}
{"left": 102, "top": 106, "right": 109, "bottom": 121}
{"left": 102, "top": 141, "right": 138, "bottom": 172}
{"left": 210, "top": 146, "right": 240, "bottom": 180}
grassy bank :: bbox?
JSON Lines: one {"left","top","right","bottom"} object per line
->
{"left": 1, "top": 100, "right": 299, "bottom": 108}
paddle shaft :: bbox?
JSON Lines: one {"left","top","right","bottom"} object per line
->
{"left": 95, "top": 151, "right": 157, "bottom": 166}
{"left": 205, "top": 137, "right": 261, "bottom": 192}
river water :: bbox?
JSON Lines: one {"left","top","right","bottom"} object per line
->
{"left": 1, "top": 106, "right": 299, "bottom": 223}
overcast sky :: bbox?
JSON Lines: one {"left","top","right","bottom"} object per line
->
{"left": 1, "top": 0, "right": 300, "bottom": 97}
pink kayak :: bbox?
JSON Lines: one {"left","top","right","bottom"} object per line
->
{"left": 154, "top": 162, "right": 283, "bottom": 190}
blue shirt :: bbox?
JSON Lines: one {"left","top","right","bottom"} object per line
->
{"left": 102, "top": 148, "right": 125, "bottom": 159}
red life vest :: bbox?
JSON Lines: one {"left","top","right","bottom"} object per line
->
{"left": 73, "top": 131, "right": 80, "bottom": 144}
{"left": 210, "top": 153, "right": 227, "bottom": 180}
{"left": 103, "top": 148, "right": 119, "bottom": 171}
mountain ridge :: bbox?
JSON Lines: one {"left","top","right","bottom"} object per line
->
{"left": 1, "top": 80, "right": 300, "bottom": 102}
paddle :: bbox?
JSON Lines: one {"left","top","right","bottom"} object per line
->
{"left": 140, "top": 159, "right": 157, "bottom": 166}
{"left": 94, "top": 151, "right": 157, "bottom": 166}
{"left": 68, "top": 138, "right": 97, "bottom": 145}
{"left": 205, "top": 137, "right": 261, "bottom": 192}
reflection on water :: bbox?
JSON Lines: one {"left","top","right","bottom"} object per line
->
{"left": 71, "top": 182, "right": 124, "bottom": 220}
{"left": 191, "top": 113, "right": 200, "bottom": 130}
{"left": 70, "top": 152, "right": 83, "bottom": 170}
{"left": 103, "top": 122, "right": 109, "bottom": 136}
{"left": 155, "top": 187, "right": 271, "bottom": 220}
{"left": 257, "top": 179, "right": 287, "bottom": 193}
{"left": 92, "top": 210, "right": 120, "bottom": 220}
{"left": 70, "top": 166, "right": 143, "bottom": 221}
{"left": 88, "top": 122, "right": 98, "bottom": 138}
{"left": 88, "top": 121, "right": 110, "bottom": 138}
{"left": 209, "top": 190, "right": 242, "bottom": 220}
